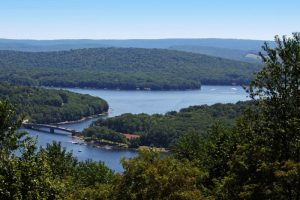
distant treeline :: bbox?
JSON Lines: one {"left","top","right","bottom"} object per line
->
{"left": 0, "top": 38, "right": 274, "bottom": 51}
{"left": 0, "top": 82, "right": 108, "bottom": 123}
{"left": 78, "top": 101, "right": 252, "bottom": 148}
{"left": 0, "top": 48, "right": 260, "bottom": 90}
{"left": 169, "top": 45, "right": 261, "bottom": 63}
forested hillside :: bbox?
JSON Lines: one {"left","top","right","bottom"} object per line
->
{"left": 0, "top": 82, "right": 108, "bottom": 123}
{"left": 0, "top": 48, "right": 260, "bottom": 90}
{"left": 79, "top": 101, "right": 252, "bottom": 147}
{"left": 169, "top": 45, "right": 261, "bottom": 63}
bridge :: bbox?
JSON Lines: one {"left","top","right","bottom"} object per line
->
{"left": 23, "top": 123, "right": 81, "bottom": 134}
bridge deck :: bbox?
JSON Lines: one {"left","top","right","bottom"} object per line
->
{"left": 23, "top": 123, "right": 81, "bottom": 134}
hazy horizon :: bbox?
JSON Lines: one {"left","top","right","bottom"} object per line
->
{"left": 1, "top": 0, "right": 299, "bottom": 40}
{"left": 0, "top": 37, "right": 274, "bottom": 41}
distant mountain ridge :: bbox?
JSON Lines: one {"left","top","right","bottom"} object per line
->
{"left": 0, "top": 38, "right": 274, "bottom": 51}
{"left": 169, "top": 45, "right": 261, "bottom": 63}
{"left": 0, "top": 38, "right": 273, "bottom": 63}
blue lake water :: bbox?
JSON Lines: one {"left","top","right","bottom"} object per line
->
{"left": 26, "top": 86, "right": 249, "bottom": 172}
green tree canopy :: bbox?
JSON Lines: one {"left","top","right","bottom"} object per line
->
{"left": 220, "top": 33, "right": 300, "bottom": 199}
{"left": 113, "top": 150, "right": 207, "bottom": 200}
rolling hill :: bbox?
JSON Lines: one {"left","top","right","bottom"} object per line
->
{"left": 0, "top": 48, "right": 261, "bottom": 90}
{"left": 0, "top": 38, "right": 273, "bottom": 63}
{"left": 169, "top": 45, "right": 261, "bottom": 63}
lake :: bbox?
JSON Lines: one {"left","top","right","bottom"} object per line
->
{"left": 26, "top": 86, "right": 248, "bottom": 172}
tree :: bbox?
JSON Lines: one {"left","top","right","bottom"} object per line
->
{"left": 171, "top": 130, "right": 205, "bottom": 163}
{"left": 74, "top": 159, "right": 114, "bottom": 188}
{"left": 0, "top": 100, "right": 63, "bottom": 199}
{"left": 0, "top": 99, "right": 28, "bottom": 152}
{"left": 39, "top": 141, "right": 78, "bottom": 179}
{"left": 66, "top": 159, "right": 114, "bottom": 200}
{"left": 113, "top": 150, "right": 207, "bottom": 200}
{"left": 220, "top": 33, "right": 300, "bottom": 199}
{"left": 172, "top": 124, "right": 239, "bottom": 197}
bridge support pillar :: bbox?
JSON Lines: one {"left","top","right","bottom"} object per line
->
{"left": 50, "top": 127, "right": 55, "bottom": 133}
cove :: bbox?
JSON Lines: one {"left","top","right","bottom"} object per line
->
{"left": 26, "top": 86, "right": 248, "bottom": 172}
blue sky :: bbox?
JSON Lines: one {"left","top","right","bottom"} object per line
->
{"left": 0, "top": 0, "right": 299, "bottom": 40}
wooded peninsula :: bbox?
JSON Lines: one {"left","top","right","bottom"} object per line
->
{"left": 0, "top": 82, "right": 108, "bottom": 124}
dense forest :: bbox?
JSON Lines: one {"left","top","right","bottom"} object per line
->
{"left": 78, "top": 101, "right": 252, "bottom": 148}
{"left": 0, "top": 48, "right": 260, "bottom": 90}
{"left": 0, "top": 82, "right": 108, "bottom": 123}
{"left": 0, "top": 34, "right": 299, "bottom": 199}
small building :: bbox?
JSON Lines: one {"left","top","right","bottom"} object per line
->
{"left": 122, "top": 133, "right": 140, "bottom": 140}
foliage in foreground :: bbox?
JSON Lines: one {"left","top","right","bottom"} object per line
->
{"left": 113, "top": 150, "right": 207, "bottom": 200}
{"left": 218, "top": 33, "right": 300, "bottom": 199}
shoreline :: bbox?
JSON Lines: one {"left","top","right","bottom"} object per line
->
{"left": 47, "top": 84, "right": 244, "bottom": 92}
{"left": 23, "top": 109, "right": 111, "bottom": 126}
{"left": 70, "top": 135, "right": 169, "bottom": 153}
{"left": 52, "top": 111, "right": 110, "bottom": 125}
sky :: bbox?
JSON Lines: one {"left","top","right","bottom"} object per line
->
{"left": 0, "top": 0, "right": 299, "bottom": 40}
